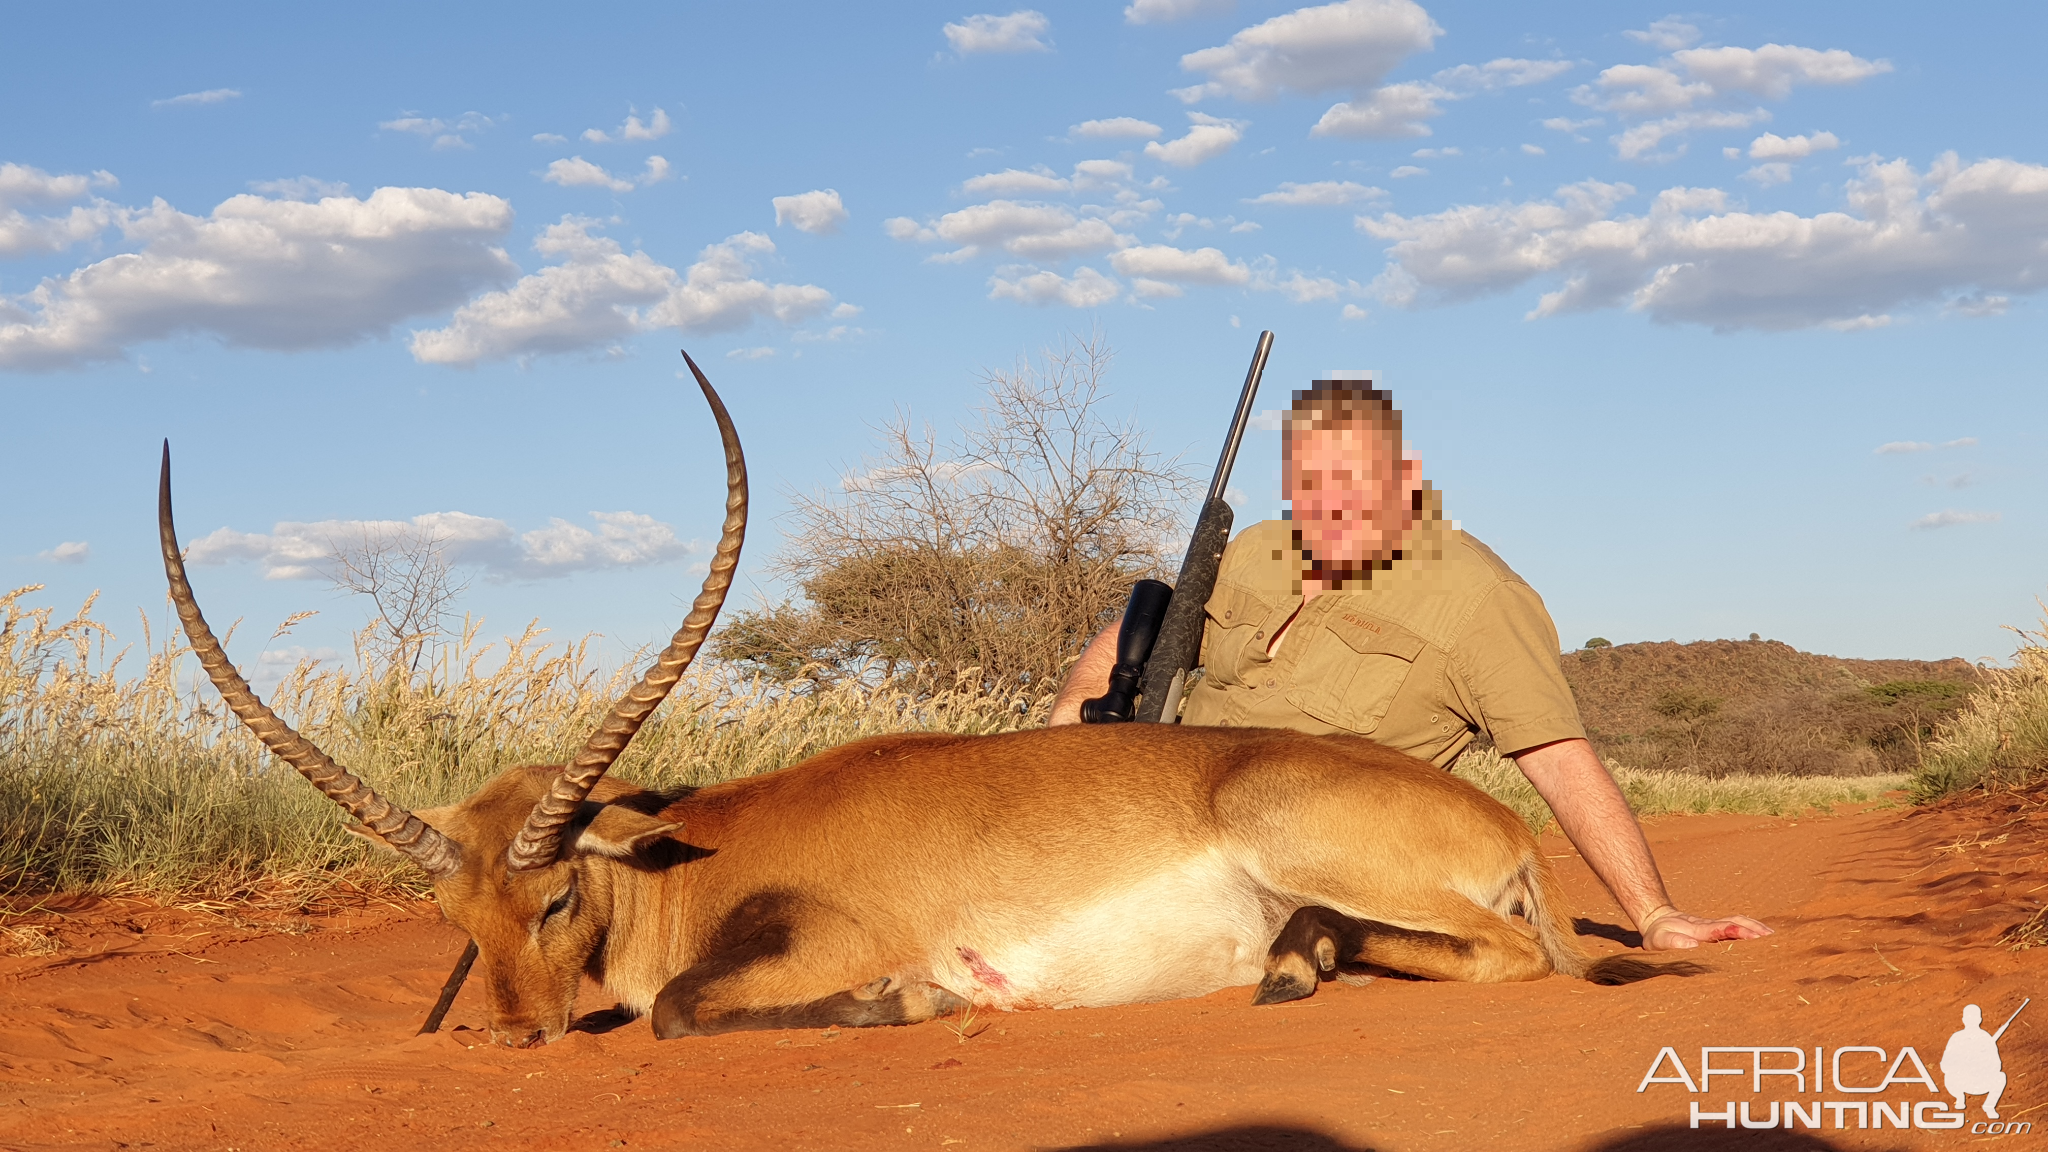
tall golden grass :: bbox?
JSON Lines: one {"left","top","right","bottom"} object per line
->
{"left": 1451, "top": 747, "right": 1904, "bottom": 834}
{"left": 0, "top": 585, "right": 1046, "bottom": 902}
{"left": 1912, "top": 614, "right": 2048, "bottom": 800}
{"left": 1, "top": 582, "right": 1921, "bottom": 905}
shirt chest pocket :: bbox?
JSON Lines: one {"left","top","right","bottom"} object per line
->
{"left": 1285, "top": 612, "right": 1427, "bottom": 735}
{"left": 1201, "top": 583, "right": 1282, "bottom": 687}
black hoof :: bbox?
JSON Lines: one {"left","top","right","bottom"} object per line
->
{"left": 1252, "top": 972, "right": 1315, "bottom": 1006}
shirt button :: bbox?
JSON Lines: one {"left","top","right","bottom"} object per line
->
{"left": 1254, "top": 630, "right": 1264, "bottom": 639}
{"left": 1266, "top": 679, "right": 1277, "bottom": 689}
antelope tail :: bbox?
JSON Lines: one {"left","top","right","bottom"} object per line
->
{"left": 1516, "top": 855, "right": 1706, "bottom": 986}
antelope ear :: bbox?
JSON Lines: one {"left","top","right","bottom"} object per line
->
{"left": 345, "top": 805, "right": 459, "bottom": 855}
{"left": 575, "top": 805, "right": 681, "bottom": 859}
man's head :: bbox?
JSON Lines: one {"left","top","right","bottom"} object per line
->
{"left": 1282, "top": 379, "right": 1425, "bottom": 581}
{"left": 1964, "top": 1004, "right": 1983, "bottom": 1028}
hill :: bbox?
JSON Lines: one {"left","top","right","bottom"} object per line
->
{"left": 1560, "top": 638, "right": 1980, "bottom": 776}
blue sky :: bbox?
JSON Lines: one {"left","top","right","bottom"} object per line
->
{"left": 4, "top": 0, "right": 2044, "bottom": 681}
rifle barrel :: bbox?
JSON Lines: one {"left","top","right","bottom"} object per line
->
{"left": 1992, "top": 997, "right": 2029, "bottom": 1042}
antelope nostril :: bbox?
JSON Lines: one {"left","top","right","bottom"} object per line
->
{"left": 517, "top": 1030, "right": 547, "bottom": 1049}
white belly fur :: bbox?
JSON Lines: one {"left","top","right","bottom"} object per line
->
{"left": 930, "top": 849, "right": 1285, "bottom": 1010}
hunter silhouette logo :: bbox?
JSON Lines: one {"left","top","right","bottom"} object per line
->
{"left": 1636, "top": 996, "right": 2032, "bottom": 1134}
{"left": 1943, "top": 1000, "right": 2023, "bottom": 1120}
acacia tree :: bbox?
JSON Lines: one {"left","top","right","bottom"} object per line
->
{"left": 716, "top": 334, "right": 1195, "bottom": 691}
{"left": 323, "top": 523, "right": 467, "bottom": 678}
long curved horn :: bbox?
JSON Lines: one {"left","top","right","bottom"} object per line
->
{"left": 505, "top": 352, "right": 747, "bottom": 871}
{"left": 158, "top": 443, "right": 463, "bottom": 879}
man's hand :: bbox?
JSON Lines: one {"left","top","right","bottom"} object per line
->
{"left": 1513, "top": 738, "right": 1773, "bottom": 952}
{"left": 1047, "top": 626, "right": 1118, "bottom": 726}
{"left": 1637, "top": 905, "right": 1773, "bottom": 951}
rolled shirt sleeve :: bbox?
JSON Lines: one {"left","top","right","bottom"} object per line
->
{"left": 1446, "top": 581, "right": 1586, "bottom": 756}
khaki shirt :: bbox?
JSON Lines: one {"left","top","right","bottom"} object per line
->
{"left": 1179, "top": 518, "right": 1585, "bottom": 767}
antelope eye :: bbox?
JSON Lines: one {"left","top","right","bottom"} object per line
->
{"left": 541, "top": 890, "right": 573, "bottom": 922}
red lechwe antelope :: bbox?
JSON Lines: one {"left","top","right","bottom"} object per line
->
{"left": 157, "top": 354, "right": 1694, "bottom": 1048}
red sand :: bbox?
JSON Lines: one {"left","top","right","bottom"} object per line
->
{"left": 1, "top": 789, "right": 2040, "bottom": 1152}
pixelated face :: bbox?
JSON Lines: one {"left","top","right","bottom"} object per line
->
{"left": 1283, "top": 421, "right": 1416, "bottom": 572}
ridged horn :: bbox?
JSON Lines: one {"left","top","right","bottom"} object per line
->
{"left": 158, "top": 442, "right": 463, "bottom": 879}
{"left": 504, "top": 351, "right": 747, "bottom": 871}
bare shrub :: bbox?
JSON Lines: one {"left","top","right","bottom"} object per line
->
{"left": 323, "top": 522, "right": 467, "bottom": 677}
{"left": 717, "top": 333, "right": 1196, "bottom": 691}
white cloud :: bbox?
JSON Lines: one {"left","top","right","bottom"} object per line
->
{"left": 1743, "top": 162, "right": 1793, "bottom": 186}
{"left": 1521, "top": 144, "right": 1546, "bottom": 156}
{"left": 773, "top": 189, "right": 849, "bottom": 234}
{"left": 1109, "top": 244, "right": 1250, "bottom": 285}
{"left": 1749, "top": 131, "right": 1840, "bottom": 159}
{"left": 1575, "top": 45, "right": 1887, "bottom": 159}
{"left": 1542, "top": 116, "right": 1602, "bottom": 141}
{"left": 1431, "top": 58, "right": 1573, "bottom": 93}
{"left": 1176, "top": 0, "right": 1439, "bottom": 101}
{"left": 247, "top": 176, "right": 350, "bottom": 200}
{"left": 1312, "top": 81, "right": 1445, "bottom": 139}
{"left": 37, "top": 541, "right": 89, "bottom": 563}
{"left": 987, "top": 265, "right": 1121, "bottom": 307}
{"left": 1245, "top": 180, "right": 1384, "bottom": 206}
{"left": 1623, "top": 17, "right": 1702, "bottom": 52}
{"left": 188, "top": 509, "right": 697, "bottom": 580}
{"left": 1877, "top": 437, "right": 1977, "bottom": 453}
{"left": 581, "top": 108, "right": 672, "bottom": 144}
{"left": 411, "top": 222, "right": 834, "bottom": 366}
{"left": 542, "top": 155, "right": 672, "bottom": 193}
{"left": 1910, "top": 510, "right": 1999, "bottom": 530}
{"left": 1354, "top": 154, "right": 2048, "bottom": 332}
{"left": 1125, "top": 0, "right": 1232, "bottom": 23}
{"left": 532, "top": 132, "right": 567, "bottom": 144}
{"left": 1144, "top": 113, "right": 1245, "bottom": 167}
{"left": 726, "top": 346, "right": 776, "bottom": 360}
{"left": 1675, "top": 45, "right": 1891, "bottom": 99}
{"left": 1576, "top": 64, "right": 1713, "bottom": 115}
{"left": 152, "top": 88, "right": 241, "bottom": 108}
{"left": 1341, "top": 303, "right": 1370, "bottom": 320}
{"left": 0, "top": 187, "right": 515, "bottom": 370}
{"left": 1613, "top": 108, "right": 1768, "bottom": 161}
{"left": 379, "top": 111, "right": 497, "bottom": 149}
{"left": 1947, "top": 294, "right": 2008, "bottom": 317}
{"left": 943, "top": 10, "right": 1052, "bottom": 54}
{"left": 1070, "top": 117, "right": 1163, "bottom": 140}
{"left": 963, "top": 167, "right": 1071, "bottom": 196}
{"left": 1389, "top": 165, "right": 1427, "bottom": 178}
{"left": 1255, "top": 269, "right": 1348, "bottom": 302}
{"left": 885, "top": 200, "right": 1133, "bottom": 261}
{"left": 0, "top": 163, "right": 120, "bottom": 257}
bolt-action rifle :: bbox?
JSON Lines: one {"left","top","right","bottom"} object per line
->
{"left": 1081, "top": 330, "right": 1273, "bottom": 724}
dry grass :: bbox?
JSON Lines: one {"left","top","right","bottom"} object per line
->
{"left": 1913, "top": 615, "right": 2048, "bottom": 800}
{"left": 0, "top": 581, "right": 1930, "bottom": 904}
{"left": 0, "top": 585, "right": 1047, "bottom": 901}
{"left": 1451, "top": 746, "right": 1906, "bottom": 834}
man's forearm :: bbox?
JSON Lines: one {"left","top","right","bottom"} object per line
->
{"left": 1511, "top": 738, "right": 1673, "bottom": 929}
{"left": 1047, "top": 626, "right": 1118, "bottom": 726}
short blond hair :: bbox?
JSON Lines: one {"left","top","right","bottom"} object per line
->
{"left": 1284, "top": 380, "right": 1401, "bottom": 445}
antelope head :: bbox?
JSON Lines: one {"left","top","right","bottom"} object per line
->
{"left": 157, "top": 353, "right": 745, "bottom": 1047}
